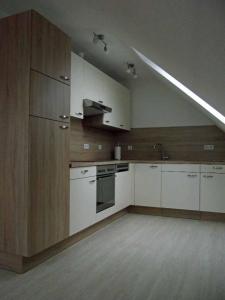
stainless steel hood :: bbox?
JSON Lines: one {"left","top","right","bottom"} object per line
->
{"left": 83, "top": 99, "right": 112, "bottom": 116}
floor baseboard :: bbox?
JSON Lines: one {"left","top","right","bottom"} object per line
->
{"left": 128, "top": 205, "right": 225, "bottom": 222}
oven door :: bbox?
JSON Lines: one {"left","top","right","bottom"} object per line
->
{"left": 97, "top": 174, "right": 115, "bottom": 213}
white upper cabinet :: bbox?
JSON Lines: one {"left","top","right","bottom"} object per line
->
{"left": 71, "top": 53, "right": 84, "bottom": 119}
{"left": 70, "top": 52, "right": 131, "bottom": 131}
{"left": 118, "top": 86, "right": 131, "bottom": 130}
{"left": 134, "top": 164, "right": 161, "bottom": 207}
{"left": 83, "top": 60, "right": 105, "bottom": 105}
{"left": 103, "top": 81, "right": 130, "bottom": 130}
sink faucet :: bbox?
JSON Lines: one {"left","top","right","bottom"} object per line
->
{"left": 153, "top": 143, "right": 169, "bottom": 160}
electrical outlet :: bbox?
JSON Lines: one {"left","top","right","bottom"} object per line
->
{"left": 128, "top": 145, "right": 133, "bottom": 151}
{"left": 83, "top": 143, "right": 90, "bottom": 150}
{"left": 203, "top": 144, "right": 214, "bottom": 151}
{"left": 98, "top": 144, "right": 102, "bottom": 150}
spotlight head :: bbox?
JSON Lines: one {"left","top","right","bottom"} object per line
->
{"left": 93, "top": 32, "right": 99, "bottom": 44}
{"left": 104, "top": 44, "right": 108, "bottom": 53}
{"left": 132, "top": 68, "right": 138, "bottom": 78}
{"left": 98, "top": 34, "right": 105, "bottom": 41}
{"left": 79, "top": 52, "right": 85, "bottom": 58}
{"left": 126, "top": 63, "right": 134, "bottom": 74}
{"left": 126, "top": 68, "right": 132, "bottom": 74}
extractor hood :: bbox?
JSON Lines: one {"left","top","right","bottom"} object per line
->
{"left": 83, "top": 99, "right": 112, "bottom": 116}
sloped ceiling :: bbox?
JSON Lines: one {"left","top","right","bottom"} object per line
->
{"left": 1, "top": 0, "right": 224, "bottom": 128}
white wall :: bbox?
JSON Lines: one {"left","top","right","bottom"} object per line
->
{"left": 131, "top": 77, "right": 213, "bottom": 128}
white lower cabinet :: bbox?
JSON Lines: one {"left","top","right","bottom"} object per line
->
{"left": 161, "top": 172, "right": 200, "bottom": 210}
{"left": 115, "top": 165, "right": 134, "bottom": 211}
{"left": 134, "top": 164, "right": 161, "bottom": 207}
{"left": 70, "top": 176, "right": 96, "bottom": 235}
{"left": 200, "top": 173, "right": 225, "bottom": 213}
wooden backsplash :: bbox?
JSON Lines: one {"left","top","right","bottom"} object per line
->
{"left": 116, "top": 125, "right": 225, "bottom": 161}
{"left": 70, "top": 122, "right": 225, "bottom": 162}
{"left": 70, "top": 118, "right": 115, "bottom": 161}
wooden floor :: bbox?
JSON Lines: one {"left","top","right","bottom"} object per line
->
{"left": 1, "top": 213, "right": 225, "bottom": 300}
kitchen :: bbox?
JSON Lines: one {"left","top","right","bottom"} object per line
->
{"left": 0, "top": 2, "right": 225, "bottom": 300}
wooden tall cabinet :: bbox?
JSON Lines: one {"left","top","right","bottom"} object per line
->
{"left": 0, "top": 10, "right": 71, "bottom": 268}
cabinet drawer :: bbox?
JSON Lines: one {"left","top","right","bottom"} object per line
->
{"left": 200, "top": 164, "right": 225, "bottom": 174}
{"left": 135, "top": 163, "right": 162, "bottom": 171}
{"left": 162, "top": 164, "right": 200, "bottom": 173}
{"left": 70, "top": 166, "right": 96, "bottom": 179}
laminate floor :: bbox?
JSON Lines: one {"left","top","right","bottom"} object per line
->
{"left": 1, "top": 214, "right": 225, "bottom": 300}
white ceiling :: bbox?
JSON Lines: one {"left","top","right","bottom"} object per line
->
{"left": 1, "top": 0, "right": 224, "bottom": 125}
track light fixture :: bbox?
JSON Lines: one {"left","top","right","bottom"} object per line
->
{"left": 93, "top": 32, "right": 109, "bottom": 53}
{"left": 126, "top": 63, "right": 138, "bottom": 79}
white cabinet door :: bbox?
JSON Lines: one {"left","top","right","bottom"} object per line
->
{"left": 135, "top": 164, "right": 161, "bottom": 207}
{"left": 70, "top": 177, "right": 96, "bottom": 235}
{"left": 102, "top": 79, "right": 121, "bottom": 128}
{"left": 129, "top": 164, "right": 135, "bottom": 205}
{"left": 118, "top": 86, "right": 131, "bottom": 131}
{"left": 99, "top": 73, "right": 115, "bottom": 107}
{"left": 161, "top": 172, "right": 200, "bottom": 210}
{"left": 200, "top": 173, "right": 225, "bottom": 213}
{"left": 71, "top": 53, "right": 84, "bottom": 119}
{"left": 115, "top": 169, "right": 133, "bottom": 211}
{"left": 83, "top": 60, "right": 103, "bottom": 104}
{"left": 103, "top": 81, "right": 130, "bottom": 131}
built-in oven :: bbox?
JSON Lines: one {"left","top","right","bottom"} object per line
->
{"left": 96, "top": 164, "right": 116, "bottom": 213}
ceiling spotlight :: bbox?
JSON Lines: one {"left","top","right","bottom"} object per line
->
{"left": 93, "top": 32, "right": 109, "bottom": 54}
{"left": 104, "top": 44, "right": 109, "bottom": 54}
{"left": 133, "top": 69, "right": 138, "bottom": 79}
{"left": 126, "top": 63, "right": 138, "bottom": 79}
{"left": 126, "top": 63, "right": 134, "bottom": 74}
{"left": 79, "top": 52, "right": 85, "bottom": 58}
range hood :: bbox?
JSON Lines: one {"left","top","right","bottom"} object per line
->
{"left": 83, "top": 99, "right": 112, "bottom": 116}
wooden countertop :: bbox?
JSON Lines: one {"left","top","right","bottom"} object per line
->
{"left": 70, "top": 160, "right": 225, "bottom": 168}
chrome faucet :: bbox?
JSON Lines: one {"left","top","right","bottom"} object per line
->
{"left": 153, "top": 143, "right": 169, "bottom": 160}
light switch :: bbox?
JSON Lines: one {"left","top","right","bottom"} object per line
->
{"left": 84, "top": 143, "right": 90, "bottom": 150}
{"left": 128, "top": 145, "right": 133, "bottom": 151}
{"left": 98, "top": 145, "right": 102, "bottom": 150}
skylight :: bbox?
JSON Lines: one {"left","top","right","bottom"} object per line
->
{"left": 133, "top": 48, "right": 225, "bottom": 124}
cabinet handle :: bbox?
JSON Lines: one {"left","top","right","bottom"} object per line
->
{"left": 81, "top": 170, "right": 89, "bottom": 174}
{"left": 150, "top": 165, "right": 158, "bottom": 168}
{"left": 75, "top": 112, "right": 83, "bottom": 116}
{"left": 203, "top": 175, "right": 214, "bottom": 178}
{"left": 98, "top": 100, "right": 103, "bottom": 104}
{"left": 59, "top": 125, "right": 69, "bottom": 129}
{"left": 105, "top": 120, "right": 110, "bottom": 123}
{"left": 89, "top": 179, "right": 96, "bottom": 183}
{"left": 120, "top": 124, "right": 124, "bottom": 127}
{"left": 187, "top": 174, "right": 197, "bottom": 177}
{"left": 60, "top": 75, "right": 70, "bottom": 81}
{"left": 59, "top": 115, "right": 69, "bottom": 119}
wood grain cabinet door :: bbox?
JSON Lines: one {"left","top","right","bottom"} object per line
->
{"left": 31, "top": 11, "right": 71, "bottom": 85}
{"left": 30, "top": 71, "right": 70, "bottom": 122}
{"left": 28, "top": 116, "right": 70, "bottom": 256}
